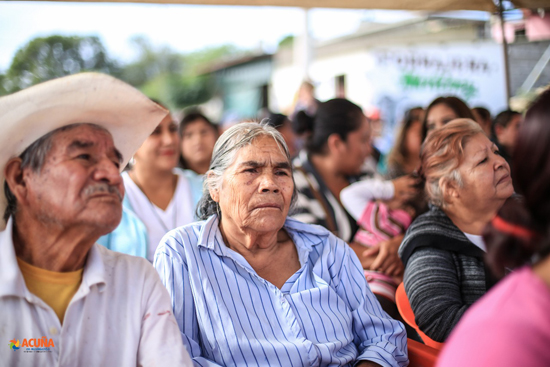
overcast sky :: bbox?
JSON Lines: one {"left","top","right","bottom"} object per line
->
{"left": 0, "top": 2, "right": 419, "bottom": 71}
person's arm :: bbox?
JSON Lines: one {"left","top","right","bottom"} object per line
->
{"left": 332, "top": 237, "right": 408, "bottom": 367}
{"left": 153, "top": 234, "right": 224, "bottom": 367}
{"left": 403, "top": 247, "right": 469, "bottom": 342}
{"left": 340, "top": 179, "right": 394, "bottom": 220}
{"left": 137, "top": 263, "right": 194, "bottom": 366}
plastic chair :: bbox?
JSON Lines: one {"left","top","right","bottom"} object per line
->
{"left": 407, "top": 338, "right": 440, "bottom": 367}
{"left": 396, "top": 283, "right": 444, "bottom": 350}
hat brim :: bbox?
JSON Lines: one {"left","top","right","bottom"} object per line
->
{"left": 0, "top": 72, "right": 169, "bottom": 230}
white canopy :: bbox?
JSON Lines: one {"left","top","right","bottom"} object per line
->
{"left": 32, "top": 0, "right": 550, "bottom": 11}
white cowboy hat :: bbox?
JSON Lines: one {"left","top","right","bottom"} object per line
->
{"left": 0, "top": 72, "right": 169, "bottom": 229}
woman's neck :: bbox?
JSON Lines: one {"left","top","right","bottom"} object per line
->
{"left": 187, "top": 160, "right": 210, "bottom": 175}
{"left": 309, "top": 154, "right": 350, "bottom": 200}
{"left": 444, "top": 201, "right": 501, "bottom": 235}
{"left": 218, "top": 218, "right": 300, "bottom": 289}
{"left": 533, "top": 255, "right": 550, "bottom": 289}
{"left": 130, "top": 165, "right": 177, "bottom": 210}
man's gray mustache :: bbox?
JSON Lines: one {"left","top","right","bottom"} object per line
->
{"left": 83, "top": 183, "right": 123, "bottom": 201}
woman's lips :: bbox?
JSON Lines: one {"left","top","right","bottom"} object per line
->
{"left": 254, "top": 203, "right": 282, "bottom": 210}
{"left": 160, "top": 149, "right": 176, "bottom": 156}
{"left": 497, "top": 174, "right": 511, "bottom": 185}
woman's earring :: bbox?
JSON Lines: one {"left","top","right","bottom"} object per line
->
{"left": 129, "top": 156, "right": 136, "bottom": 167}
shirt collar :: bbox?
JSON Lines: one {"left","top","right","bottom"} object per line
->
{"left": 80, "top": 243, "right": 107, "bottom": 294}
{"left": 197, "top": 214, "right": 330, "bottom": 265}
{"left": 0, "top": 217, "right": 107, "bottom": 299}
{"left": 0, "top": 217, "right": 28, "bottom": 298}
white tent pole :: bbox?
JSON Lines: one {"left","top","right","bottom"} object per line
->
{"left": 294, "top": 8, "right": 313, "bottom": 82}
{"left": 499, "top": 0, "right": 512, "bottom": 107}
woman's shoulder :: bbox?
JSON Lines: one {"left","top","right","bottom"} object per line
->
{"left": 156, "top": 219, "right": 209, "bottom": 258}
{"left": 284, "top": 217, "right": 347, "bottom": 254}
{"left": 284, "top": 217, "right": 333, "bottom": 239}
{"left": 438, "top": 267, "right": 550, "bottom": 366}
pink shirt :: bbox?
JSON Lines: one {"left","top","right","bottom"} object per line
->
{"left": 437, "top": 267, "right": 550, "bottom": 367}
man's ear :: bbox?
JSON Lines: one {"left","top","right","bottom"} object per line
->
{"left": 4, "top": 158, "right": 29, "bottom": 205}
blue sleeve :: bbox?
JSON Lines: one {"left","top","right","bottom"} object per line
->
{"left": 332, "top": 238, "right": 408, "bottom": 367}
{"left": 153, "top": 231, "right": 223, "bottom": 367}
{"left": 97, "top": 207, "right": 148, "bottom": 258}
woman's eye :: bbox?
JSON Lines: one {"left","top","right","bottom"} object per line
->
{"left": 275, "top": 170, "right": 289, "bottom": 176}
{"left": 244, "top": 168, "right": 257, "bottom": 173}
{"left": 77, "top": 154, "right": 91, "bottom": 160}
{"left": 478, "top": 158, "right": 487, "bottom": 165}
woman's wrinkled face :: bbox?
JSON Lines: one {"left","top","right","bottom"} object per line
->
{"left": 180, "top": 119, "right": 218, "bottom": 169}
{"left": 211, "top": 136, "right": 294, "bottom": 234}
{"left": 454, "top": 133, "right": 514, "bottom": 209}
{"left": 426, "top": 104, "right": 458, "bottom": 137}
{"left": 134, "top": 115, "right": 179, "bottom": 171}
{"left": 338, "top": 116, "right": 372, "bottom": 175}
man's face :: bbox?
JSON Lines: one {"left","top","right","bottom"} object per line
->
{"left": 23, "top": 125, "right": 124, "bottom": 234}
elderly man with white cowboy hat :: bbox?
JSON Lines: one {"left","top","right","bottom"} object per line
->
{"left": 0, "top": 73, "right": 193, "bottom": 366}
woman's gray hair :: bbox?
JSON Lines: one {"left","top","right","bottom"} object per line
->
{"left": 420, "top": 118, "right": 483, "bottom": 208}
{"left": 196, "top": 121, "right": 298, "bottom": 220}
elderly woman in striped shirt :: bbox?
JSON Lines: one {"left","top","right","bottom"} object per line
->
{"left": 154, "top": 122, "right": 408, "bottom": 367}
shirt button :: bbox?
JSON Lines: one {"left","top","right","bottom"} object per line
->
{"left": 49, "top": 327, "right": 58, "bottom": 335}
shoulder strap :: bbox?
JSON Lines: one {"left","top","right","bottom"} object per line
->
{"left": 295, "top": 165, "right": 338, "bottom": 234}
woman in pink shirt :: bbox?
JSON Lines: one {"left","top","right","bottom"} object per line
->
{"left": 437, "top": 88, "right": 550, "bottom": 367}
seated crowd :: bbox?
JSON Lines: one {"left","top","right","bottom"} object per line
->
{"left": 2, "top": 72, "right": 549, "bottom": 367}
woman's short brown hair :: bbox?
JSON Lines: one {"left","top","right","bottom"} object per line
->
{"left": 420, "top": 118, "right": 484, "bottom": 207}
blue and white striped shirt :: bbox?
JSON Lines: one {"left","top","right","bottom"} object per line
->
{"left": 154, "top": 215, "right": 408, "bottom": 367}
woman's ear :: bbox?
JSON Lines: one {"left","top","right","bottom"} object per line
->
{"left": 327, "top": 133, "right": 344, "bottom": 155}
{"left": 207, "top": 172, "right": 220, "bottom": 203}
{"left": 440, "top": 177, "right": 459, "bottom": 204}
{"left": 4, "top": 158, "right": 29, "bottom": 205}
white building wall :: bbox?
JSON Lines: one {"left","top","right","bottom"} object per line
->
{"left": 272, "top": 38, "right": 507, "bottom": 134}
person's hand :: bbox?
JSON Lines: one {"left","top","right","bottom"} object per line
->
{"left": 391, "top": 175, "right": 420, "bottom": 203}
{"left": 349, "top": 241, "right": 376, "bottom": 269}
{"left": 363, "top": 234, "right": 405, "bottom": 277}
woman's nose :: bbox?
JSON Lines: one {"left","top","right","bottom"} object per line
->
{"left": 494, "top": 152, "right": 509, "bottom": 170}
{"left": 259, "top": 173, "right": 279, "bottom": 193}
{"left": 162, "top": 131, "right": 176, "bottom": 145}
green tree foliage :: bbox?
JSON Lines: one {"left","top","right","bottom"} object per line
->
{"left": 0, "top": 74, "right": 8, "bottom": 95}
{"left": 123, "top": 39, "right": 242, "bottom": 109}
{"left": 3, "top": 35, "right": 119, "bottom": 93}
{"left": 2, "top": 34, "right": 245, "bottom": 110}
{"left": 120, "top": 36, "right": 184, "bottom": 88}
